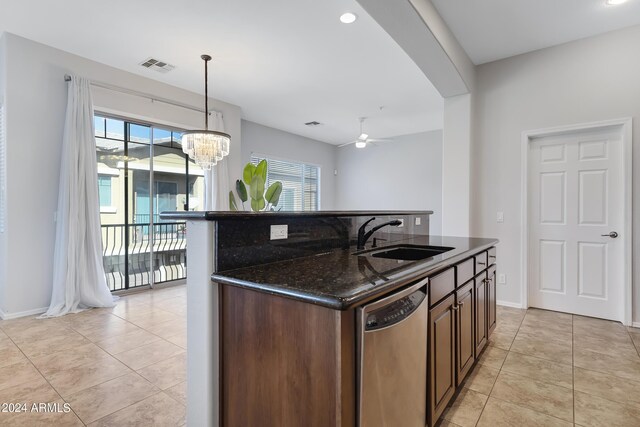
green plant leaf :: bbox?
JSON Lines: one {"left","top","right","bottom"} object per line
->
{"left": 236, "top": 179, "right": 248, "bottom": 203}
{"left": 255, "top": 159, "right": 268, "bottom": 182}
{"left": 243, "top": 163, "right": 256, "bottom": 185}
{"left": 249, "top": 175, "right": 265, "bottom": 201}
{"left": 251, "top": 197, "right": 266, "bottom": 211}
{"left": 265, "top": 181, "right": 282, "bottom": 206}
{"left": 229, "top": 191, "right": 238, "bottom": 211}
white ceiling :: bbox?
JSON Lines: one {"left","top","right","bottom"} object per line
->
{"left": 0, "top": 0, "right": 444, "bottom": 145}
{"left": 432, "top": 0, "right": 640, "bottom": 65}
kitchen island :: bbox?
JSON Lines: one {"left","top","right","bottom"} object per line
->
{"left": 160, "top": 210, "right": 497, "bottom": 427}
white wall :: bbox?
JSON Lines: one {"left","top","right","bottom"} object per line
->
{"left": 335, "top": 130, "right": 443, "bottom": 235}
{"left": 472, "top": 25, "right": 640, "bottom": 320}
{"left": 442, "top": 94, "right": 472, "bottom": 237}
{"left": 0, "top": 33, "right": 242, "bottom": 317}
{"left": 241, "top": 120, "right": 337, "bottom": 210}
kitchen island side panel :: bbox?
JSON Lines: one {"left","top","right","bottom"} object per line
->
{"left": 220, "top": 284, "right": 356, "bottom": 427}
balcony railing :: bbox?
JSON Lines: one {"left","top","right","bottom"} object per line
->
{"left": 101, "top": 222, "right": 187, "bottom": 291}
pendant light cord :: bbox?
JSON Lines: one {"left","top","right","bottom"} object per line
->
{"left": 201, "top": 54, "right": 212, "bottom": 130}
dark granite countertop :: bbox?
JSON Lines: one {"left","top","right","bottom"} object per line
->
{"left": 212, "top": 235, "right": 498, "bottom": 310}
{"left": 160, "top": 210, "right": 433, "bottom": 221}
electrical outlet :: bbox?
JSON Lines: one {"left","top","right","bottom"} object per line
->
{"left": 415, "top": 217, "right": 421, "bottom": 226}
{"left": 270, "top": 224, "right": 288, "bottom": 240}
{"left": 497, "top": 211, "right": 504, "bottom": 223}
{"left": 397, "top": 219, "right": 404, "bottom": 228}
{"left": 498, "top": 274, "right": 506, "bottom": 284}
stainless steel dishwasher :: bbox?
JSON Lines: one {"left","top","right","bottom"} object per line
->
{"left": 358, "top": 277, "right": 429, "bottom": 427}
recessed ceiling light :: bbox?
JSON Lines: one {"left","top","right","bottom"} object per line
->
{"left": 606, "top": 0, "right": 627, "bottom": 5}
{"left": 340, "top": 12, "right": 358, "bottom": 24}
{"left": 355, "top": 141, "right": 367, "bottom": 148}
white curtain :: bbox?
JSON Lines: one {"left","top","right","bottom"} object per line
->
{"left": 41, "top": 76, "right": 117, "bottom": 318}
{"left": 204, "top": 111, "right": 230, "bottom": 210}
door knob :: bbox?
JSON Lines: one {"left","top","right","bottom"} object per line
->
{"left": 601, "top": 231, "right": 619, "bottom": 238}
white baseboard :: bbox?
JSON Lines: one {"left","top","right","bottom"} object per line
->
{"left": 0, "top": 306, "right": 48, "bottom": 320}
{"left": 631, "top": 322, "right": 640, "bottom": 329}
{"left": 497, "top": 300, "right": 524, "bottom": 309}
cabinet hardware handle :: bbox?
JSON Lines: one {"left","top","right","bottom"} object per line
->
{"left": 452, "top": 305, "right": 459, "bottom": 311}
{"left": 477, "top": 261, "right": 486, "bottom": 265}
{"left": 489, "top": 255, "right": 496, "bottom": 259}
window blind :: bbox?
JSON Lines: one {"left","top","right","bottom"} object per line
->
{"left": 0, "top": 105, "right": 5, "bottom": 233}
{"left": 250, "top": 155, "right": 319, "bottom": 211}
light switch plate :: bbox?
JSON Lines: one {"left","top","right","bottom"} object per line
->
{"left": 497, "top": 211, "right": 504, "bottom": 223}
{"left": 270, "top": 224, "right": 288, "bottom": 240}
{"left": 498, "top": 274, "right": 506, "bottom": 284}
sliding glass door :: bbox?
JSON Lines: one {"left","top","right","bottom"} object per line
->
{"left": 94, "top": 115, "right": 204, "bottom": 291}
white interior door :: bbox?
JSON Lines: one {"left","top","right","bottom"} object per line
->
{"left": 528, "top": 126, "right": 625, "bottom": 321}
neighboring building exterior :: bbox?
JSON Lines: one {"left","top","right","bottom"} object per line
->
{"left": 95, "top": 115, "right": 204, "bottom": 291}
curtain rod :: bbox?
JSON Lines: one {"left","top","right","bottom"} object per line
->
{"left": 64, "top": 74, "right": 212, "bottom": 115}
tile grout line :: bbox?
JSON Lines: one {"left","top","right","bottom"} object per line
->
{"left": 0, "top": 288, "right": 187, "bottom": 426}
{"left": 109, "top": 310, "right": 187, "bottom": 344}
{"left": 88, "top": 389, "right": 165, "bottom": 425}
{"left": 3, "top": 318, "right": 178, "bottom": 423}
{"left": 473, "top": 308, "right": 526, "bottom": 426}
{"left": 55, "top": 306, "right": 185, "bottom": 424}
{"left": 2, "top": 327, "right": 88, "bottom": 426}
{"left": 479, "top": 310, "right": 579, "bottom": 425}
{"left": 485, "top": 394, "right": 577, "bottom": 425}
{"left": 627, "top": 326, "right": 640, "bottom": 358}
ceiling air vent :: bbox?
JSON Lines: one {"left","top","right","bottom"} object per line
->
{"left": 139, "top": 57, "right": 175, "bottom": 73}
{"left": 305, "top": 121, "right": 321, "bottom": 126}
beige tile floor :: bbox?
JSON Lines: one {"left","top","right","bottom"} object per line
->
{"left": 441, "top": 305, "right": 640, "bottom": 427}
{"left": 2, "top": 286, "right": 640, "bottom": 426}
{"left": 0, "top": 285, "right": 187, "bottom": 426}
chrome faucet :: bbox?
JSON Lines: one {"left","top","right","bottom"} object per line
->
{"left": 357, "top": 217, "right": 402, "bottom": 250}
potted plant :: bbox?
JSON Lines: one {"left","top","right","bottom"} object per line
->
{"left": 229, "top": 159, "right": 283, "bottom": 211}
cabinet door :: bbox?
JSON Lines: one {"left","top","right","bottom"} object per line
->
{"left": 456, "top": 282, "right": 474, "bottom": 385}
{"left": 475, "top": 274, "right": 487, "bottom": 355}
{"left": 428, "top": 294, "right": 456, "bottom": 427}
{"left": 488, "top": 266, "right": 497, "bottom": 336}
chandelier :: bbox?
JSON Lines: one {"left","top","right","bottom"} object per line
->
{"left": 181, "top": 54, "right": 231, "bottom": 170}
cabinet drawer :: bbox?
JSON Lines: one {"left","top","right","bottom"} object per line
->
{"left": 429, "top": 268, "right": 455, "bottom": 307}
{"left": 475, "top": 251, "right": 488, "bottom": 273}
{"left": 456, "top": 258, "right": 474, "bottom": 287}
{"left": 488, "top": 247, "right": 497, "bottom": 266}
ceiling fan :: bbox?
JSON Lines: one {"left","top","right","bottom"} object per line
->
{"left": 338, "top": 117, "right": 392, "bottom": 148}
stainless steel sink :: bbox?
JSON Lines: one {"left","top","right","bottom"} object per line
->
{"left": 356, "top": 245, "right": 454, "bottom": 261}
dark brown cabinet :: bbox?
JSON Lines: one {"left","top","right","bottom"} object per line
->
{"left": 456, "top": 258, "right": 475, "bottom": 287}
{"left": 488, "top": 265, "right": 497, "bottom": 335}
{"left": 474, "top": 273, "right": 487, "bottom": 355}
{"left": 455, "top": 282, "right": 474, "bottom": 385}
{"left": 475, "top": 251, "right": 488, "bottom": 274}
{"left": 427, "top": 248, "right": 498, "bottom": 427}
{"left": 218, "top": 243, "right": 498, "bottom": 427}
{"left": 428, "top": 293, "right": 456, "bottom": 427}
